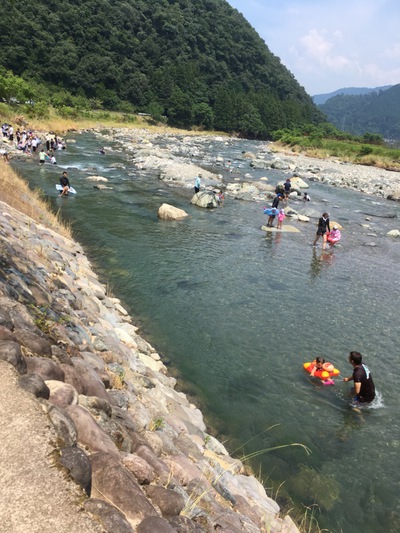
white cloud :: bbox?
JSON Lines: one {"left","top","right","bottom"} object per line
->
{"left": 227, "top": 0, "right": 400, "bottom": 93}
{"left": 381, "top": 43, "right": 400, "bottom": 60}
{"left": 299, "top": 29, "right": 352, "bottom": 70}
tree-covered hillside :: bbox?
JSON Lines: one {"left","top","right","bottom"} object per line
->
{"left": 0, "top": 0, "right": 323, "bottom": 138}
{"left": 319, "top": 84, "right": 400, "bottom": 139}
{"left": 313, "top": 85, "right": 392, "bottom": 106}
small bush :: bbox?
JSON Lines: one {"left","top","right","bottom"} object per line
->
{"left": 358, "top": 145, "right": 373, "bottom": 156}
{"left": 57, "top": 106, "right": 79, "bottom": 118}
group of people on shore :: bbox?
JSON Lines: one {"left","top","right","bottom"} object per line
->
{"left": 1, "top": 123, "right": 67, "bottom": 162}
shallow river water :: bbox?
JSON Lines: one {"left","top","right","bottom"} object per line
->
{"left": 14, "top": 132, "right": 400, "bottom": 532}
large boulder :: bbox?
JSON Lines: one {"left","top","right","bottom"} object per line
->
{"left": 137, "top": 517, "right": 177, "bottom": 533}
{"left": 25, "top": 357, "right": 65, "bottom": 382}
{"left": 290, "top": 176, "right": 309, "bottom": 189}
{"left": 145, "top": 486, "right": 185, "bottom": 517}
{"left": 84, "top": 499, "right": 134, "bottom": 533}
{"left": 66, "top": 404, "right": 119, "bottom": 455}
{"left": 0, "top": 340, "right": 27, "bottom": 374}
{"left": 19, "top": 374, "right": 50, "bottom": 399}
{"left": 12, "top": 328, "right": 52, "bottom": 356}
{"left": 191, "top": 191, "right": 218, "bottom": 208}
{"left": 158, "top": 203, "right": 189, "bottom": 221}
{"left": 90, "top": 452, "right": 158, "bottom": 528}
{"left": 59, "top": 446, "right": 92, "bottom": 496}
{"left": 46, "top": 380, "right": 79, "bottom": 408}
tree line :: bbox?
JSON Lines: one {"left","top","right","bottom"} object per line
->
{"left": 0, "top": 0, "right": 325, "bottom": 138}
{"left": 318, "top": 85, "right": 400, "bottom": 140}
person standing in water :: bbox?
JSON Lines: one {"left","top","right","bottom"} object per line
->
{"left": 266, "top": 193, "right": 282, "bottom": 227}
{"left": 343, "top": 351, "right": 375, "bottom": 404}
{"left": 313, "top": 212, "right": 330, "bottom": 249}
{"left": 194, "top": 174, "right": 201, "bottom": 194}
{"left": 277, "top": 208, "right": 286, "bottom": 230}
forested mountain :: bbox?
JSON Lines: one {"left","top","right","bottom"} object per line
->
{"left": 0, "top": 0, "right": 323, "bottom": 138}
{"left": 318, "top": 84, "right": 400, "bottom": 139}
{"left": 313, "top": 85, "right": 392, "bottom": 105}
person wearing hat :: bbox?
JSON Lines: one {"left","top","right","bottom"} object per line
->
{"left": 194, "top": 173, "right": 201, "bottom": 194}
{"left": 327, "top": 225, "right": 341, "bottom": 246}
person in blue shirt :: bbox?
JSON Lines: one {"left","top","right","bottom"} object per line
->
{"left": 194, "top": 174, "right": 201, "bottom": 193}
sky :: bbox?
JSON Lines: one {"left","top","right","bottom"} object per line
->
{"left": 226, "top": 0, "right": 400, "bottom": 96}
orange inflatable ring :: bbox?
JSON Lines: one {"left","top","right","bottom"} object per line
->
{"left": 303, "top": 361, "right": 340, "bottom": 380}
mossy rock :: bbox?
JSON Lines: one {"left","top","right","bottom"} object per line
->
{"left": 288, "top": 465, "right": 340, "bottom": 511}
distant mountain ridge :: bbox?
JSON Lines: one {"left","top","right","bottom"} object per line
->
{"left": 316, "top": 84, "right": 400, "bottom": 139}
{"left": 312, "top": 85, "right": 393, "bottom": 106}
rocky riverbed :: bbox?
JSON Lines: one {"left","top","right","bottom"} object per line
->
{"left": 0, "top": 195, "right": 299, "bottom": 532}
{"left": 85, "top": 128, "right": 400, "bottom": 202}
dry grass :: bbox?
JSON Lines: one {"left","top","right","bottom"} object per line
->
{"left": 0, "top": 160, "right": 71, "bottom": 238}
{"left": 5, "top": 107, "right": 228, "bottom": 138}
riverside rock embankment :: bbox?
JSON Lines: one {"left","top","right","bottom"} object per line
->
{"left": 0, "top": 197, "right": 299, "bottom": 532}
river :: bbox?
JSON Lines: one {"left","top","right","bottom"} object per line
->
{"left": 13, "top": 131, "right": 400, "bottom": 532}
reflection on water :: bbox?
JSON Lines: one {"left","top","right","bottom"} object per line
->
{"left": 13, "top": 132, "right": 400, "bottom": 533}
{"left": 310, "top": 248, "right": 335, "bottom": 279}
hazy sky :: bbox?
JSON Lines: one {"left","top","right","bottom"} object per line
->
{"left": 226, "top": 0, "right": 400, "bottom": 95}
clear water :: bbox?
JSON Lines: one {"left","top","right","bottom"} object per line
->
{"left": 13, "top": 133, "right": 400, "bottom": 532}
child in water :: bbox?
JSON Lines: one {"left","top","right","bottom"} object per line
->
{"left": 310, "top": 356, "right": 334, "bottom": 376}
{"left": 277, "top": 208, "right": 285, "bottom": 230}
{"left": 327, "top": 225, "right": 341, "bottom": 246}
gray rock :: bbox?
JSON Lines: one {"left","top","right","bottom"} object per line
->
{"left": 19, "top": 374, "right": 50, "bottom": 399}
{"left": 0, "top": 340, "right": 27, "bottom": 374}
{"left": 13, "top": 328, "right": 52, "bottom": 356}
{"left": 134, "top": 444, "right": 171, "bottom": 483}
{"left": 46, "top": 380, "right": 79, "bottom": 408}
{"left": 70, "top": 357, "right": 110, "bottom": 400}
{"left": 25, "top": 356, "right": 64, "bottom": 381}
{"left": 137, "top": 516, "right": 177, "bottom": 533}
{"left": 158, "top": 204, "right": 188, "bottom": 221}
{"left": 83, "top": 405, "right": 132, "bottom": 452}
{"left": 122, "top": 453, "right": 155, "bottom": 485}
{"left": 90, "top": 452, "right": 158, "bottom": 528}
{"left": 0, "top": 307, "right": 13, "bottom": 329}
{"left": 0, "top": 325, "right": 16, "bottom": 341}
{"left": 60, "top": 446, "right": 92, "bottom": 496}
{"left": 84, "top": 499, "right": 134, "bottom": 532}
{"left": 108, "top": 389, "right": 130, "bottom": 410}
{"left": 167, "top": 515, "right": 206, "bottom": 532}
{"left": 145, "top": 486, "right": 185, "bottom": 517}
{"left": 44, "top": 403, "right": 78, "bottom": 447}
{"left": 191, "top": 191, "right": 218, "bottom": 208}
{"left": 66, "top": 404, "right": 119, "bottom": 455}
{"left": 78, "top": 395, "right": 113, "bottom": 417}
{"left": 61, "top": 363, "right": 86, "bottom": 394}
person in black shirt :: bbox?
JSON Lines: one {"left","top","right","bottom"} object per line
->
{"left": 313, "top": 212, "right": 330, "bottom": 249}
{"left": 343, "top": 351, "right": 376, "bottom": 403}
{"left": 267, "top": 193, "right": 282, "bottom": 227}
{"left": 283, "top": 178, "right": 292, "bottom": 199}
{"left": 59, "top": 171, "right": 70, "bottom": 196}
